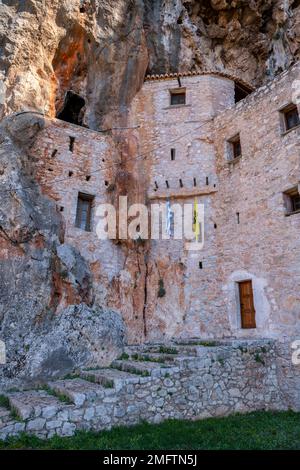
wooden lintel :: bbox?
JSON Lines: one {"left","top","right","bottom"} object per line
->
{"left": 148, "top": 186, "right": 218, "bottom": 200}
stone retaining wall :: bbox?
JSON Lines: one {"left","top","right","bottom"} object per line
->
{"left": 0, "top": 339, "right": 285, "bottom": 440}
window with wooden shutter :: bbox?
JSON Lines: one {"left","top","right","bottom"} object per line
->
{"left": 75, "top": 192, "right": 94, "bottom": 231}
{"left": 280, "top": 103, "right": 300, "bottom": 132}
{"left": 238, "top": 280, "right": 256, "bottom": 329}
{"left": 170, "top": 88, "right": 186, "bottom": 106}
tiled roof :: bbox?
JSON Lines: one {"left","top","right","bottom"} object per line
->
{"left": 145, "top": 70, "right": 255, "bottom": 91}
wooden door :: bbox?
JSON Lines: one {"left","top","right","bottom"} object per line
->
{"left": 239, "top": 280, "right": 256, "bottom": 329}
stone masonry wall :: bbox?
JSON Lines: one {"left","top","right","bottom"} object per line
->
{"left": 213, "top": 62, "right": 300, "bottom": 340}
{"left": 128, "top": 74, "right": 236, "bottom": 340}
{"left": 30, "top": 118, "right": 126, "bottom": 311}
{"left": 0, "top": 339, "right": 284, "bottom": 440}
{"left": 28, "top": 64, "right": 300, "bottom": 344}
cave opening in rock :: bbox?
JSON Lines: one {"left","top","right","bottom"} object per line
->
{"left": 235, "top": 82, "right": 252, "bottom": 103}
{"left": 56, "top": 90, "right": 85, "bottom": 126}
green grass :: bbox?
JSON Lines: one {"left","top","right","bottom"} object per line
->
{"left": 41, "top": 386, "right": 72, "bottom": 404}
{"left": 0, "top": 411, "right": 300, "bottom": 449}
{"left": 158, "top": 346, "right": 178, "bottom": 355}
{"left": 0, "top": 394, "right": 10, "bottom": 409}
{"left": 131, "top": 353, "right": 165, "bottom": 364}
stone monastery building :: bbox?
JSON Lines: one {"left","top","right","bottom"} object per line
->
{"left": 31, "top": 62, "right": 300, "bottom": 344}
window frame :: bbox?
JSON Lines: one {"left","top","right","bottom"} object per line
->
{"left": 169, "top": 87, "right": 186, "bottom": 106}
{"left": 75, "top": 192, "right": 94, "bottom": 231}
{"left": 283, "top": 186, "right": 300, "bottom": 216}
{"left": 280, "top": 103, "right": 300, "bottom": 134}
{"left": 226, "top": 133, "right": 242, "bottom": 162}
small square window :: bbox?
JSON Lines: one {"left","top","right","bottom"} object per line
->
{"left": 170, "top": 88, "right": 186, "bottom": 106}
{"left": 227, "top": 134, "right": 242, "bottom": 161}
{"left": 283, "top": 187, "right": 300, "bottom": 215}
{"left": 281, "top": 104, "right": 300, "bottom": 132}
{"left": 75, "top": 192, "right": 94, "bottom": 231}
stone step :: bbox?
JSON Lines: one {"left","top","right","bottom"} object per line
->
{"left": 172, "top": 342, "right": 221, "bottom": 357}
{"left": 0, "top": 419, "right": 23, "bottom": 437}
{"left": 47, "top": 378, "right": 112, "bottom": 406}
{"left": 126, "top": 352, "right": 178, "bottom": 363}
{"left": 125, "top": 344, "right": 179, "bottom": 356}
{"left": 111, "top": 359, "right": 178, "bottom": 377}
{"left": 6, "top": 390, "right": 69, "bottom": 420}
{"left": 80, "top": 368, "right": 141, "bottom": 391}
{"left": 0, "top": 406, "right": 11, "bottom": 425}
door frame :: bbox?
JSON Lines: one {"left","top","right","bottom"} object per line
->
{"left": 238, "top": 279, "right": 256, "bottom": 329}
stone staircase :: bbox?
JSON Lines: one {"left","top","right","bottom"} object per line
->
{"left": 0, "top": 339, "right": 285, "bottom": 440}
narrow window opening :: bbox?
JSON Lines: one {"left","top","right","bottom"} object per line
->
{"left": 234, "top": 82, "right": 252, "bottom": 103}
{"left": 236, "top": 212, "right": 240, "bottom": 224}
{"left": 171, "top": 148, "right": 176, "bottom": 160}
{"left": 86, "top": 175, "right": 91, "bottom": 181}
{"left": 193, "top": 177, "right": 197, "bottom": 187}
{"left": 283, "top": 187, "right": 300, "bottom": 215}
{"left": 170, "top": 88, "right": 186, "bottom": 106}
{"left": 165, "top": 180, "right": 169, "bottom": 189}
{"left": 206, "top": 176, "right": 209, "bottom": 186}
{"left": 227, "top": 134, "right": 242, "bottom": 161}
{"left": 69, "top": 136, "right": 75, "bottom": 152}
{"left": 57, "top": 91, "right": 85, "bottom": 126}
{"left": 179, "top": 179, "right": 183, "bottom": 188}
{"left": 105, "top": 180, "right": 109, "bottom": 187}
{"left": 51, "top": 149, "right": 58, "bottom": 158}
{"left": 68, "top": 171, "right": 73, "bottom": 177}
{"left": 60, "top": 206, "right": 64, "bottom": 212}
{"left": 75, "top": 192, "right": 94, "bottom": 232}
{"left": 199, "top": 262, "right": 203, "bottom": 269}
{"left": 281, "top": 103, "right": 300, "bottom": 132}
{"left": 155, "top": 181, "right": 158, "bottom": 189}
{"left": 214, "top": 223, "right": 217, "bottom": 229}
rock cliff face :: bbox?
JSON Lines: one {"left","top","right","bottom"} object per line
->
{"left": 0, "top": 1, "right": 299, "bottom": 127}
{"left": 0, "top": 0, "right": 299, "bottom": 379}
{"left": 0, "top": 113, "right": 125, "bottom": 383}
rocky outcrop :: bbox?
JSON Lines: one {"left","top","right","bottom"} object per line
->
{"left": 0, "top": 113, "right": 125, "bottom": 382}
{"left": 0, "top": 1, "right": 299, "bottom": 128}
{"left": 25, "top": 304, "right": 126, "bottom": 380}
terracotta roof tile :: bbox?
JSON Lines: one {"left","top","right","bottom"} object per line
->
{"left": 145, "top": 70, "right": 254, "bottom": 91}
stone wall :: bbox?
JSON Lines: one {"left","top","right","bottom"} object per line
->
{"left": 213, "top": 61, "right": 300, "bottom": 340}
{"left": 28, "top": 63, "right": 300, "bottom": 344}
{"left": 0, "top": 339, "right": 285, "bottom": 440}
{"left": 30, "top": 118, "right": 125, "bottom": 310}
{"left": 128, "top": 73, "right": 236, "bottom": 340}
